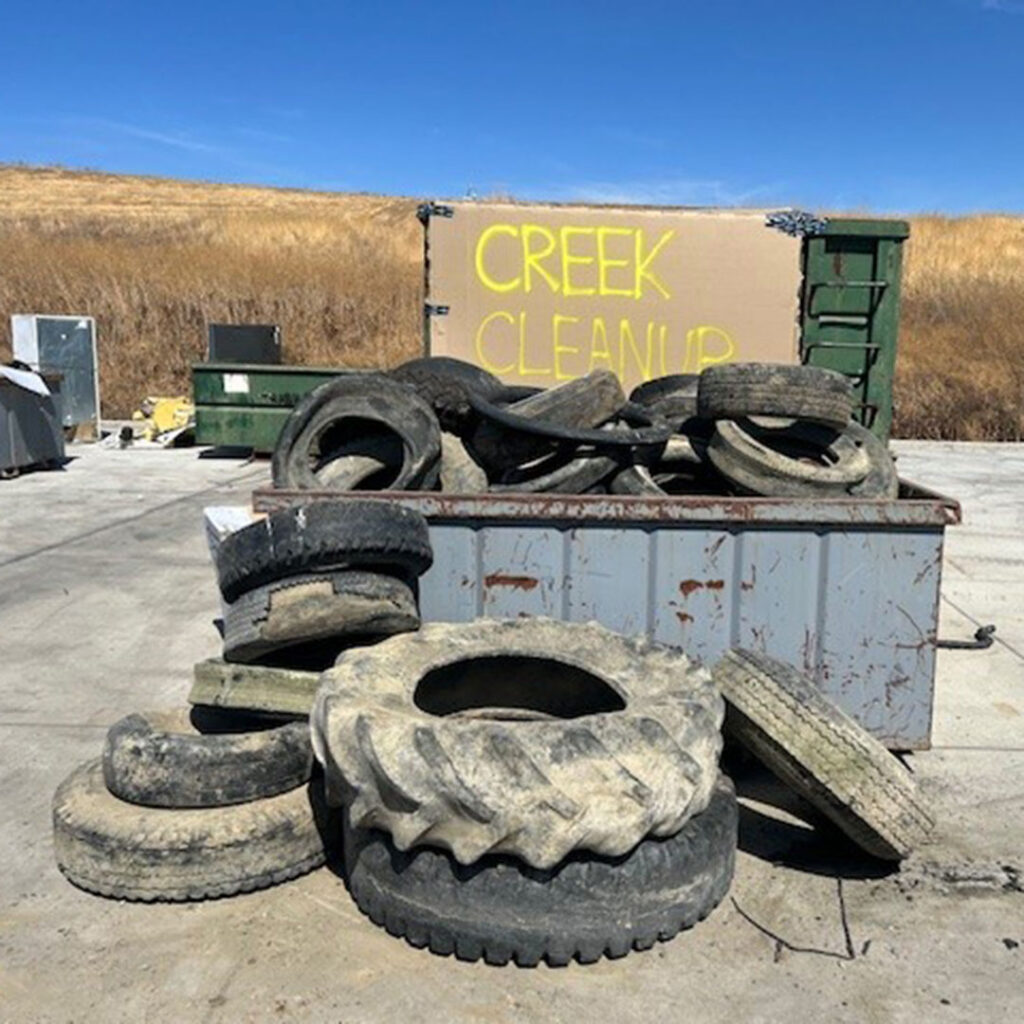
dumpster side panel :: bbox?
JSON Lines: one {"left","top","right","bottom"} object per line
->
{"left": 417, "top": 518, "right": 943, "bottom": 749}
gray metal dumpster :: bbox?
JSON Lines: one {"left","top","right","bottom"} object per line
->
{"left": 254, "top": 484, "right": 960, "bottom": 750}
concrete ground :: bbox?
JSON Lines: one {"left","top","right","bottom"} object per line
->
{"left": 1, "top": 440, "right": 1021, "bottom": 1023}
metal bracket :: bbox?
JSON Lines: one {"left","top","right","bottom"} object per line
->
{"left": 765, "top": 210, "right": 829, "bottom": 237}
{"left": 425, "top": 303, "right": 450, "bottom": 316}
{"left": 936, "top": 624, "right": 996, "bottom": 650}
{"left": 417, "top": 202, "right": 454, "bottom": 225}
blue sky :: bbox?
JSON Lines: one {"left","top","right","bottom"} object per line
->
{"left": 1, "top": 0, "right": 1022, "bottom": 212}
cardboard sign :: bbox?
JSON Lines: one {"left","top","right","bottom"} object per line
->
{"left": 424, "top": 201, "right": 802, "bottom": 392}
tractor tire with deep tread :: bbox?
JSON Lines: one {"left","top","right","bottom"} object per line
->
{"left": 698, "top": 364, "right": 853, "bottom": 429}
{"left": 344, "top": 773, "right": 737, "bottom": 966}
{"left": 214, "top": 501, "right": 432, "bottom": 603}
{"left": 53, "top": 760, "right": 330, "bottom": 901}
{"left": 312, "top": 619, "right": 723, "bottom": 869}
{"left": 713, "top": 648, "right": 934, "bottom": 859}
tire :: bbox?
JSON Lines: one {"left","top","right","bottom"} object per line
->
{"left": 707, "top": 418, "right": 873, "bottom": 497}
{"left": 312, "top": 619, "right": 723, "bottom": 869}
{"left": 344, "top": 774, "right": 737, "bottom": 966}
{"left": 214, "top": 501, "right": 433, "bottom": 603}
{"left": 190, "top": 659, "right": 320, "bottom": 718}
{"left": 312, "top": 433, "right": 402, "bottom": 490}
{"left": 468, "top": 371, "right": 670, "bottom": 472}
{"left": 846, "top": 422, "right": 899, "bottom": 498}
{"left": 53, "top": 760, "right": 330, "bottom": 901}
{"left": 389, "top": 357, "right": 506, "bottom": 433}
{"left": 222, "top": 570, "right": 420, "bottom": 664}
{"left": 271, "top": 373, "right": 441, "bottom": 492}
{"left": 630, "top": 374, "right": 700, "bottom": 430}
{"left": 713, "top": 649, "right": 934, "bottom": 859}
{"left": 698, "top": 364, "right": 853, "bottom": 428}
{"left": 102, "top": 708, "right": 312, "bottom": 808}
{"left": 489, "top": 451, "right": 623, "bottom": 494}
{"left": 438, "top": 433, "right": 488, "bottom": 494}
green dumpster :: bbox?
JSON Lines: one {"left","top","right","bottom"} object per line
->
{"left": 800, "top": 217, "right": 909, "bottom": 442}
{"left": 192, "top": 363, "right": 349, "bottom": 452}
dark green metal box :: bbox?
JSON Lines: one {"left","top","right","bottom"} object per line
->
{"left": 192, "top": 363, "right": 345, "bottom": 452}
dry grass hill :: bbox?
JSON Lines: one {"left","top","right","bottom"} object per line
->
{"left": 1, "top": 165, "right": 1021, "bottom": 439}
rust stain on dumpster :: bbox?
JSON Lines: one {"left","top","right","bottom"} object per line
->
{"left": 484, "top": 573, "right": 539, "bottom": 591}
{"left": 679, "top": 579, "right": 725, "bottom": 597}
{"left": 676, "top": 612, "right": 694, "bottom": 625}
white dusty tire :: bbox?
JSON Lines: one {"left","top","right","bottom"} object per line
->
{"left": 312, "top": 619, "right": 723, "bottom": 869}
{"left": 713, "top": 648, "right": 934, "bottom": 860}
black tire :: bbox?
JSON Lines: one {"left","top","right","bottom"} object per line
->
{"left": 222, "top": 569, "right": 420, "bottom": 664}
{"left": 846, "top": 421, "right": 899, "bottom": 498}
{"left": 468, "top": 371, "right": 672, "bottom": 472}
{"left": 630, "top": 374, "right": 700, "bottom": 429}
{"left": 312, "top": 619, "right": 723, "bottom": 869}
{"left": 707, "top": 418, "right": 874, "bottom": 498}
{"left": 215, "top": 501, "right": 433, "bottom": 603}
{"left": 389, "top": 357, "right": 506, "bottom": 433}
{"left": 53, "top": 760, "right": 330, "bottom": 901}
{"left": 714, "top": 649, "right": 933, "bottom": 860}
{"left": 190, "top": 659, "right": 320, "bottom": 718}
{"left": 698, "top": 364, "right": 853, "bottom": 428}
{"left": 271, "top": 374, "right": 441, "bottom": 491}
{"left": 489, "top": 451, "right": 623, "bottom": 494}
{"left": 344, "top": 773, "right": 737, "bottom": 967}
{"left": 103, "top": 708, "right": 312, "bottom": 808}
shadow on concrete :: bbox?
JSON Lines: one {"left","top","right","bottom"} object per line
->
{"left": 197, "top": 445, "right": 259, "bottom": 461}
{"left": 729, "top": 759, "right": 896, "bottom": 881}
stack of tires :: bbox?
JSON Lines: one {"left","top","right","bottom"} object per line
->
{"left": 52, "top": 708, "right": 328, "bottom": 901}
{"left": 266, "top": 358, "right": 899, "bottom": 500}
{"left": 311, "top": 618, "right": 737, "bottom": 966}
{"left": 51, "top": 500, "right": 438, "bottom": 903}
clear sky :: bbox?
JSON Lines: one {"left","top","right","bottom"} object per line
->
{"left": 1, "top": 0, "right": 1022, "bottom": 212}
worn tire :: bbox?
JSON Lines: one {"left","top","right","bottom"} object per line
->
{"left": 707, "top": 418, "right": 874, "bottom": 497}
{"left": 489, "top": 451, "right": 623, "bottom": 494}
{"left": 344, "top": 773, "right": 736, "bottom": 966}
{"left": 222, "top": 570, "right": 420, "bottom": 664}
{"left": 190, "top": 659, "right": 320, "bottom": 718}
{"left": 103, "top": 708, "right": 312, "bottom": 808}
{"left": 439, "top": 433, "right": 488, "bottom": 493}
{"left": 271, "top": 374, "right": 441, "bottom": 491}
{"left": 312, "top": 619, "right": 723, "bottom": 869}
{"left": 468, "top": 371, "right": 670, "bottom": 472}
{"left": 390, "top": 357, "right": 506, "bottom": 433}
{"left": 53, "top": 759, "right": 330, "bottom": 901}
{"left": 630, "top": 374, "right": 700, "bottom": 429}
{"left": 698, "top": 364, "right": 853, "bottom": 428}
{"left": 713, "top": 649, "right": 934, "bottom": 859}
{"left": 846, "top": 421, "right": 899, "bottom": 498}
{"left": 215, "top": 501, "right": 432, "bottom": 603}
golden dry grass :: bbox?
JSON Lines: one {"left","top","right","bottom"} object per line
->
{"left": 0, "top": 166, "right": 423, "bottom": 417}
{"left": 896, "top": 215, "right": 1024, "bottom": 439}
{"left": 1, "top": 165, "right": 1021, "bottom": 438}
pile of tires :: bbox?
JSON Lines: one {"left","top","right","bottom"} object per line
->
{"left": 266, "top": 358, "right": 899, "bottom": 500}
{"left": 52, "top": 708, "right": 329, "bottom": 901}
{"left": 52, "top": 499, "right": 438, "bottom": 903}
{"left": 312, "top": 617, "right": 738, "bottom": 966}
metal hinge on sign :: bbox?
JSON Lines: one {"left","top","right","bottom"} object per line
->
{"left": 425, "top": 303, "right": 450, "bottom": 316}
{"left": 766, "top": 210, "right": 829, "bottom": 237}
{"left": 417, "top": 202, "right": 454, "bottom": 225}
